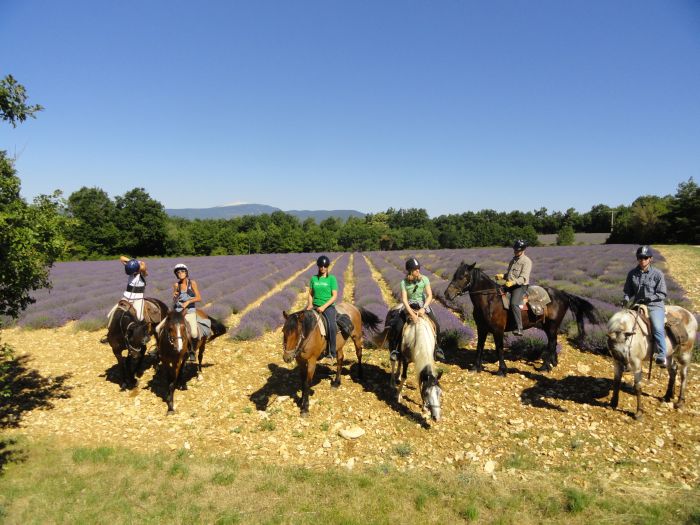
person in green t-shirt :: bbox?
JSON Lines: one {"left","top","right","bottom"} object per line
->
{"left": 388, "top": 257, "right": 444, "bottom": 362}
{"left": 306, "top": 255, "right": 339, "bottom": 359}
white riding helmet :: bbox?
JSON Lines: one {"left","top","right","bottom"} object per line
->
{"left": 173, "top": 263, "right": 189, "bottom": 276}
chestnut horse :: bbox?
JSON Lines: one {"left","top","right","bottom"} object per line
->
{"left": 607, "top": 305, "right": 697, "bottom": 419}
{"left": 281, "top": 302, "right": 381, "bottom": 415}
{"left": 156, "top": 308, "right": 227, "bottom": 414}
{"left": 445, "top": 262, "right": 601, "bottom": 375}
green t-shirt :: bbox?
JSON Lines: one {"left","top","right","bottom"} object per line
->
{"left": 309, "top": 274, "right": 338, "bottom": 307}
{"left": 401, "top": 275, "right": 430, "bottom": 304}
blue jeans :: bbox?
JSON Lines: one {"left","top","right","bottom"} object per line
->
{"left": 648, "top": 306, "right": 667, "bottom": 358}
{"left": 322, "top": 306, "right": 337, "bottom": 357}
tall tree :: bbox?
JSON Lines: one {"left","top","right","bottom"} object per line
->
{"left": 66, "top": 186, "right": 119, "bottom": 258}
{"left": 114, "top": 188, "right": 168, "bottom": 256}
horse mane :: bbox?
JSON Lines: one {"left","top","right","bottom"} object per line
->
{"left": 282, "top": 310, "right": 317, "bottom": 337}
{"left": 607, "top": 310, "right": 633, "bottom": 333}
{"left": 471, "top": 265, "right": 498, "bottom": 287}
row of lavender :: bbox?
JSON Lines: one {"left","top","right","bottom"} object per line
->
{"left": 229, "top": 253, "right": 349, "bottom": 340}
{"left": 11, "top": 254, "right": 316, "bottom": 329}
{"left": 364, "top": 252, "right": 475, "bottom": 347}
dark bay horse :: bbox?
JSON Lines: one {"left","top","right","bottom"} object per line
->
{"left": 444, "top": 262, "right": 601, "bottom": 375}
{"left": 281, "top": 302, "right": 381, "bottom": 416}
{"left": 106, "top": 300, "right": 153, "bottom": 390}
{"left": 156, "top": 309, "right": 227, "bottom": 414}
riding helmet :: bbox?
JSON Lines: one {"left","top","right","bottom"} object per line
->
{"left": 316, "top": 255, "right": 330, "bottom": 268}
{"left": 513, "top": 239, "right": 528, "bottom": 251}
{"left": 636, "top": 245, "right": 653, "bottom": 259}
{"left": 124, "top": 259, "right": 140, "bottom": 275}
{"left": 405, "top": 258, "right": 421, "bottom": 271}
{"left": 173, "top": 263, "right": 189, "bottom": 276}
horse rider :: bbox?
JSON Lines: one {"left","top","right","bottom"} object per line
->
{"left": 171, "top": 263, "right": 202, "bottom": 361}
{"left": 388, "top": 257, "right": 445, "bottom": 362}
{"left": 306, "top": 255, "right": 338, "bottom": 359}
{"left": 102, "top": 256, "right": 148, "bottom": 343}
{"left": 622, "top": 245, "right": 668, "bottom": 367}
{"left": 495, "top": 239, "right": 532, "bottom": 336}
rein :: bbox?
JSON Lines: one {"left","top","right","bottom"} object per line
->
{"left": 283, "top": 313, "right": 311, "bottom": 362}
{"left": 118, "top": 310, "right": 141, "bottom": 354}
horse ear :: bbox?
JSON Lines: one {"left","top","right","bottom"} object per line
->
{"left": 283, "top": 311, "right": 289, "bottom": 320}
{"left": 468, "top": 262, "right": 476, "bottom": 269}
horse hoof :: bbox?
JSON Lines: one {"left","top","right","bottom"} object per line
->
{"left": 167, "top": 410, "right": 175, "bottom": 416}
{"left": 536, "top": 364, "right": 552, "bottom": 373}
{"left": 331, "top": 380, "right": 340, "bottom": 389}
{"left": 468, "top": 367, "right": 482, "bottom": 374}
{"left": 197, "top": 374, "right": 203, "bottom": 382}
{"left": 674, "top": 401, "right": 684, "bottom": 410}
{"left": 633, "top": 412, "right": 643, "bottom": 421}
{"left": 496, "top": 369, "right": 507, "bottom": 377}
{"left": 300, "top": 410, "right": 309, "bottom": 418}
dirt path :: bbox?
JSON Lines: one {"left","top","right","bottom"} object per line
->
{"left": 2, "top": 249, "right": 699, "bottom": 488}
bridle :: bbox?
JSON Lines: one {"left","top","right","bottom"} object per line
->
{"left": 283, "top": 313, "right": 310, "bottom": 362}
{"left": 118, "top": 309, "right": 143, "bottom": 355}
{"left": 450, "top": 267, "right": 502, "bottom": 298}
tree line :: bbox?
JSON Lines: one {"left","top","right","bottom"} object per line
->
{"left": 56, "top": 179, "right": 698, "bottom": 259}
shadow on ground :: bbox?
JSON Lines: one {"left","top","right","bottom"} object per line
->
{"left": 0, "top": 351, "right": 72, "bottom": 429}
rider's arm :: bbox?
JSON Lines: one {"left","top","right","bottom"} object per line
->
{"left": 306, "top": 283, "right": 314, "bottom": 310}
{"left": 422, "top": 281, "right": 433, "bottom": 312}
{"left": 401, "top": 287, "right": 418, "bottom": 320}
{"left": 318, "top": 290, "right": 338, "bottom": 313}
{"left": 139, "top": 260, "right": 148, "bottom": 277}
{"left": 172, "top": 282, "right": 179, "bottom": 300}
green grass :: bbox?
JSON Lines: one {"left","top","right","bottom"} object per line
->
{"left": 0, "top": 437, "right": 698, "bottom": 524}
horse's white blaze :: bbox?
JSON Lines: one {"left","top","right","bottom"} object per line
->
{"left": 176, "top": 324, "right": 182, "bottom": 352}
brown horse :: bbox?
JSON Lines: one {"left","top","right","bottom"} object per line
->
{"left": 156, "top": 308, "right": 227, "bottom": 414}
{"left": 445, "top": 262, "right": 601, "bottom": 375}
{"left": 281, "top": 302, "right": 381, "bottom": 415}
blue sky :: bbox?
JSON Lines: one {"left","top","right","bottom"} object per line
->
{"left": 2, "top": 1, "right": 699, "bottom": 217}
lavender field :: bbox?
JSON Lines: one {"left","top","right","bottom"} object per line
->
{"left": 6, "top": 246, "right": 696, "bottom": 347}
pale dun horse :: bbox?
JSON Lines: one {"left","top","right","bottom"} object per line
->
{"left": 391, "top": 316, "right": 443, "bottom": 421}
{"left": 606, "top": 305, "right": 697, "bottom": 419}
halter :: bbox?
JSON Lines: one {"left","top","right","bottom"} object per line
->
{"left": 282, "top": 313, "right": 309, "bottom": 362}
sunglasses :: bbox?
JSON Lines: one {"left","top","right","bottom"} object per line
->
{"left": 637, "top": 256, "right": 651, "bottom": 260}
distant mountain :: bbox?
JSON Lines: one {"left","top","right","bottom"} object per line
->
{"left": 166, "top": 203, "right": 365, "bottom": 222}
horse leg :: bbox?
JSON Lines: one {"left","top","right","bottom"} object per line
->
{"left": 537, "top": 329, "right": 557, "bottom": 372}
{"left": 113, "top": 349, "right": 128, "bottom": 390}
{"left": 352, "top": 333, "right": 363, "bottom": 380}
{"left": 494, "top": 331, "right": 507, "bottom": 376}
{"left": 299, "top": 359, "right": 316, "bottom": 416}
{"left": 610, "top": 361, "right": 623, "bottom": 409}
{"left": 473, "top": 329, "right": 487, "bottom": 373}
{"left": 663, "top": 360, "right": 677, "bottom": 403}
{"left": 675, "top": 361, "right": 689, "bottom": 409}
{"left": 332, "top": 342, "right": 343, "bottom": 389}
{"left": 196, "top": 339, "right": 206, "bottom": 381}
{"left": 633, "top": 370, "right": 644, "bottom": 420}
{"left": 167, "top": 378, "right": 176, "bottom": 414}
{"left": 397, "top": 357, "right": 409, "bottom": 403}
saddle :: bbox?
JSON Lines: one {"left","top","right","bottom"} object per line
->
{"left": 500, "top": 285, "right": 551, "bottom": 316}
{"left": 629, "top": 305, "right": 688, "bottom": 347}
{"left": 312, "top": 305, "right": 354, "bottom": 340}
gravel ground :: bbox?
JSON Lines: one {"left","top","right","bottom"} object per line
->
{"left": 2, "top": 249, "right": 699, "bottom": 488}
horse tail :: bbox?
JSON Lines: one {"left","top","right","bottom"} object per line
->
{"left": 208, "top": 316, "right": 227, "bottom": 341}
{"left": 557, "top": 290, "right": 603, "bottom": 337}
{"left": 359, "top": 307, "right": 382, "bottom": 333}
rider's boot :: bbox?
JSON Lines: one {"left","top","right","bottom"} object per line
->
{"left": 188, "top": 338, "right": 199, "bottom": 362}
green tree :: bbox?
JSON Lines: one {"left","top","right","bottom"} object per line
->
{"left": 0, "top": 151, "right": 68, "bottom": 318}
{"left": 0, "top": 74, "right": 43, "bottom": 127}
{"left": 114, "top": 188, "right": 168, "bottom": 256}
{"left": 66, "top": 186, "right": 119, "bottom": 258}
{"left": 556, "top": 224, "right": 575, "bottom": 246}
{"left": 665, "top": 178, "right": 700, "bottom": 244}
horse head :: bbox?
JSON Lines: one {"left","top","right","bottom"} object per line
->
{"left": 419, "top": 367, "right": 443, "bottom": 421}
{"left": 445, "top": 261, "right": 476, "bottom": 301}
{"left": 282, "top": 310, "right": 313, "bottom": 363}
{"left": 606, "top": 310, "right": 637, "bottom": 358}
{"left": 161, "top": 311, "right": 189, "bottom": 354}
{"left": 124, "top": 320, "right": 150, "bottom": 358}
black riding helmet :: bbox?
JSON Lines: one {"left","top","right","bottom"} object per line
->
{"left": 316, "top": 255, "right": 330, "bottom": 268}
{"left": 636, "top": 245, "right": 653, "bottom": 259}
{"left": 513, "top": 239, "right": 527, "bottom": 251}
{"left": 405, "top": 258, "right": 420, "bottom": 271}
